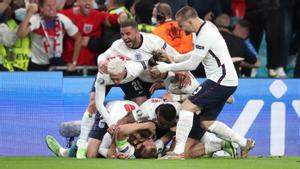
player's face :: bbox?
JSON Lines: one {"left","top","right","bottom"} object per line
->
{"left": 176, "top": 18, "right": 194, "bottom": 35}
{"left": 121, "top": 26, "right": 140, "bottom": 48}
{"left": 135, "top": 139, "right": 157, "bottom": 158}
{"left": 40, "top": 0, "right": 57, "bottom": 19}
{"left": 77, "top": 0, "right": 92, "bottom": 15}
{"left": 109, "top": 71, "right": 126, "bottom": 85}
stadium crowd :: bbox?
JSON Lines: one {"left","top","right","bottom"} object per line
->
{"left": 0, "top": 0, "right": 299, "bottom": 77}
{"left": 0, "top": 0, "right": 299, "bottom": 159}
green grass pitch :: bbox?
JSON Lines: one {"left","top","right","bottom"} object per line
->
{"left": 1, "top": 156, "right": 299, "bottom": 169}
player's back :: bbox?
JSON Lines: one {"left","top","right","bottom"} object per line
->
{"left": 106, "top": 100, "right": 139, "bottom": 124}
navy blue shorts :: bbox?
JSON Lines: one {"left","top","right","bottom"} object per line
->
{"left": 90, "top": 77, "right": 151, "bottom": 100}
{"left": 88, "top": 112, "right": 108, "bottom": 140}
{"left": 188, "top": 114, "right": 206, "bottom": 140}
{"left": 188, "top": 79, "right": 237, "bottom": 121}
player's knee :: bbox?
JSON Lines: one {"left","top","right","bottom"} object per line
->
{"left": 199, "top": 120, "right": 214, "bottom": 130}
{"left": 86, "top": 139, "right": 101, "bottom": 158}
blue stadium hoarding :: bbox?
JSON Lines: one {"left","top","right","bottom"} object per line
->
{"left": 0, "top": 72, "right": 299, "bottom": 156}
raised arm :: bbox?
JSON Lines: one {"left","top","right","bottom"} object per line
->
{"left": 17, "top": 3, "right": 38, "bottom": 38}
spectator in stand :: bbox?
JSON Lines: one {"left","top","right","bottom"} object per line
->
{"left": 133, "top": 0, "right": 155, "bottom": 33}
{"left": 152, "top": 2, "right": 193, "bottom": 54}
{"left": 279, "top": 0, "right": 295, "bottom": 78}
{"left": 59, "top": 0, "right": 120, "bottom": 72}
{"left": 188, "top": 0, "right": 222, "bottom": 21}
{"left": 232, "top": 19, "right": 261, "bottom": 77}
{"left": 87, "top": 0, "right": 133, "bottom": 56}
{"left": 293, "top": 1, "right": 300, "bottom": 78}
{"left": 214, "top": 14, "right": 260, "bottom": 77}
{"left": 158, "top": 0, "right": 187, "bottom": 18}
{"left": 245, "top": 0, "right": 284, "bottom": 77}
{"left": 0, "top": 0, "right": 31, "bottom": 71}
{"left": 57, "top": 0, "right": 75, "bottom": 10}
{"left": 17, "top": 0, "right": 82, "bottom": 71}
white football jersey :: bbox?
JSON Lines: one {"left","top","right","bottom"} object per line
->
{"left": 163, "top": 72, "right": 199, "bottom": 95}
{"left": 105, "top": 100, "right": 139, "bottom": 124}
{"left": 95, "top": 61, "right": 146, "bottom": 126}
{"left": 97, "top": 32, "right": 181, "bottom": 82}
{"left": 169, "top": 20, "right": 238, "bottom": 87}
{"left": 132, "top": 98, "right": 181, "bottom": 122}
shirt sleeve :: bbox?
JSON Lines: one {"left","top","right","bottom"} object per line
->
{"left": 167, "top": 29, "right": 215, "bottom": 72}
{"left": 59, "top": 14, "right": 78, "bottom": 37}
{"left": 29, "top": 14, "right": 41, "bottom": 31}
{"left": 94, "top": 72, "right": 114, "bottom": 126}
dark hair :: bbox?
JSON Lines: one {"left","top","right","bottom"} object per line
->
{"left": 39, "top": 0, "right": 45, "bottom": 6}
{"left": 120, "top": 19, "right": 138, "bottom": 28}
{"left": 134, "top": 0, "right": 154, "bottom": 24}
{"left": 155, "top": 104, "right": 176, "bottom": 122}
{"left": 236, "top": 19, "right": 251, "bottom": 29}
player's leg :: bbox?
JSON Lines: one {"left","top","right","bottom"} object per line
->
{"left": 76, "top": 91, "right": 97, "bottom": 159}
{"left": 76, "top": 78, "right": 112, "bottom": 159}
{"left": 86, "top": 113, "right": 108, "bottom": 158}
{"left": 171, "top": 95, "right": 200, "bottom": 154}
{"left": 198, "top": 82, "right": 254, "bottom": 158}
{"left": 45, "top": 135, "right": 70, "bottom": 157}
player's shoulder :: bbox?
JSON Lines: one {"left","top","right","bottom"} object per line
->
{"left": 142, "top": 32, "right": 164, "bottom": 42}
{"left": 111, "top": 38, "right": 126, "bottom": 49}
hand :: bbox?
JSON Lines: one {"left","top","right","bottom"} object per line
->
{"left": 98, "top": 59, "right": 108, "bottom": 74}
{"left": 27, "top": 3, "right": 38, "bottom": 14}
{"left": 149, "top": 82, "right": 164, "bottom": 94}
{"left": 67, "top": 62, "right": 76, "bottom": 72}
{"left": 175, "top": 72, "right": 191, "bottom": 88}
{"left": 107, "top": 124, "right": 118, "bottom": 134}
{"left": 117, "top": 153, "right": 130, "bottom": 159}
{"left": 107, "top": 144, "right": 117, "bottom": 159}
{"left": 150, "top": 62, "right": 170, "bottom": 75}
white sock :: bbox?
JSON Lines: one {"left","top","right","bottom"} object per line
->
{"left": 98, "top": 133, "right": 112, "bottom": 157}
{"left": 76, "top": 110, "right": 95, "bottom": 148}
{"left": 208, "top": 121, "right": 247, "bottom": 147}
{"left": 173, "top": 110, "right": 194, "bottom": 154}
{"left": 59, "top": 147, "right": 69, "bottom": 157}
{"left": 204, "top": 142, "right": 222, "bottom": 154}
{"left": 201, "top": 132, "right": 225, "bottom": 147}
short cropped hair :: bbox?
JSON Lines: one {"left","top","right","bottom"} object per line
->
{"left": 175, "top": 6, "right": 198, "bottom": 21}
{"left": 120, "top": 19, "right": 138, "bottom": 28}
{"left": 155, "top": 104, "right": 177, "bottom": 122}
{"left": 107, "top": 57, "right": 125, "bottom": 75}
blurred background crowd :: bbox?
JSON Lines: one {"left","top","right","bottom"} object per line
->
{"left": 0, "top": 0, "right": 299, "bottom": 78}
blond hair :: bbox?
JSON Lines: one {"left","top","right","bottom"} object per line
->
{"left": 107, "top": 57, "right": 126, "bottom": 75}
